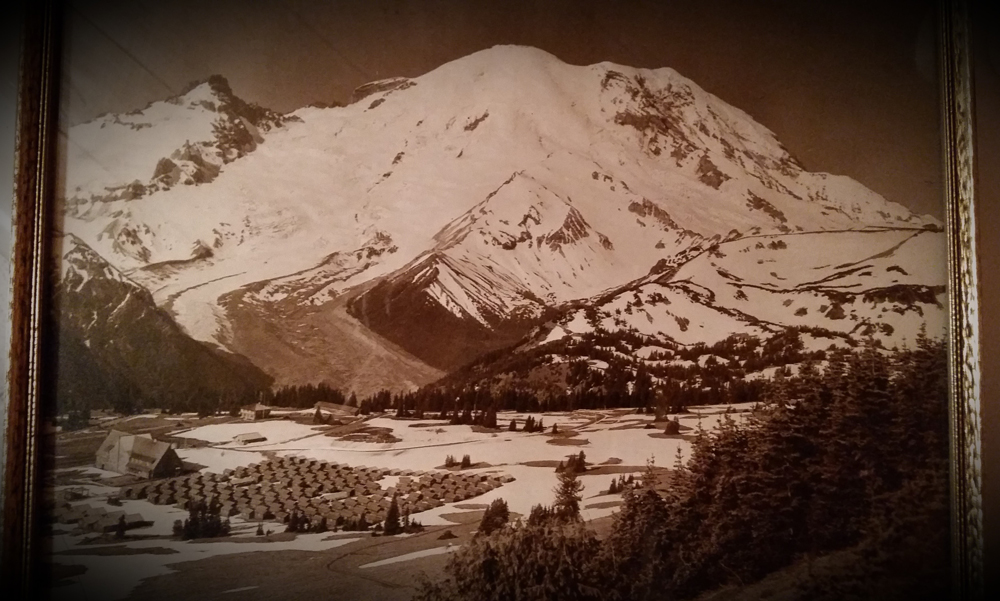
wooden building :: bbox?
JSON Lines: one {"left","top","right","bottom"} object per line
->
{"left": 95, "top": 430, "right": 183, "bottom": 479}
{"left": 314, "top": 401, "right": 359, "bottom": 419}
{"left": 240, "top": 403, "right": 272, "bottom": 421}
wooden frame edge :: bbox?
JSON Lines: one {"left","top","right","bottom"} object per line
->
{"left": 2, "top": 0, "right": 59, "bottom": 594}
{"left": 940, "top": 0, "right": 984, "bottom": 598}
{"left": 0, "top": 0, "right": 986, "bottom": 598}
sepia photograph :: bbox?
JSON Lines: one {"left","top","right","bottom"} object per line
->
{"left": 5, "top": 0, "right": 979, "bottom": 599}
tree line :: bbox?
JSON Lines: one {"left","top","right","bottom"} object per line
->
{"left": 415, "top": 334, "right": 951, "bottom": 601}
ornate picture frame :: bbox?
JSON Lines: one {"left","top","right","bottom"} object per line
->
{"left": 3, "top": 1, "right": 982, "bottom": 598}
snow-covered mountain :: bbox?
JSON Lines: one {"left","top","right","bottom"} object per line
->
{"left": 541, "top": 228, "right": 945, "bottom": 347}
{"left": 51, "top": 235, "right": 272, "bottom": 412}
{"left": 62, "top": 75, "right": 292, "bottom": 222}
{"left": 58, "top": 45, "right": 944, "bottom": 394}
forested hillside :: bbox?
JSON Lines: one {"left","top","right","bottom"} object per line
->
{"left": 415, "top": 335, "right": 950, "bottom": 601}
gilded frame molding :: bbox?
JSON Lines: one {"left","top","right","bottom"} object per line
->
{"left": 940, "top": 0, "right": 984, "bottom": 598}
{"left": 2, "top": 0, "right": 984, "bottom": 597}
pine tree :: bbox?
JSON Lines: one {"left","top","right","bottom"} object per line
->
{"left": 478, "top": 498, "right": 510, "bottom": 536}
{"left": 553, "top": 468, "right": 584, "bottom": 521}
{"left": 384, "top": 494, "right": 402, "bottom": 535}
{"left": 461, "top": 454, "right": 472, "bottom": 469}
{"left": 526, "top": 503, "right": 554, "bottom": 526}
{"left": 509, "top": 419, "right": 517, "bottom": 431}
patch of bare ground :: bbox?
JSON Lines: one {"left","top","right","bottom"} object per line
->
{"left": 546, "top": 437, "right": 589, "bottom": 446}
{"left": 189, "top": 532, "right": 300, "bottom": 544}
{"left": 606, "top": 423, "right": 650, "bottom": 431}
{"left": 647, "top": 432, "right": 699, "bottom": 442}
{"left": 517, "top": 460, "right": 640, "bottom": 474}
{"left": 58, "top": 545, "right": 179, "bottom": 556}
{"left": 329, "top": 423, "right": 401, "bottom": 444}
{"left": 222, "top": 287, "right": 442, "bottom": 398}
{"left": 438, "top": 511, "right": 487, "bottom": 525}
{"left": 321, "top": 418, "right": 374, "bottom": 437}
{"left": 580, "top": 465, "right": 646, "bottom": 476}
{"left": 434, "top": 462, "right": 493, "bottom": 470}
{"left": 601, "top": 457, "right": 623, "bottom": 465}
{"left": 519, "top": 460, "right": 562, "bottom": 468}
{"left": 77, "top": 534, "right": 166, "bottom": 545}
{"left": 584, "top": 500, "right": 623, "bottom": 510}
{"left": 453, "top": 504, "right": 488, "bottom": 510}
{"left": 469, "top": 425, "right": 505, "bottom": 434}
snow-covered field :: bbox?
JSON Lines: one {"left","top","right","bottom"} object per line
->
{"left": 48, "top": 404, "right": 755, "bottom": 599}
{"left": 180, "top": 420, "right": 326, "bottom": 445}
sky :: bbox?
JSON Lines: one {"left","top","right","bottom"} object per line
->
{"left": 58, "top": 0, "right": 942, "bottom": 217}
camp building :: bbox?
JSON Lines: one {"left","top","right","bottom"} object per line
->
{"left": 314, "top": 401, "right": 360, "bottom": 419}
{"left": 240, "top": 403, "right": 272, "bottom": 421}
{"left": 95, "top": 430, "right": 183, "bottom": 479}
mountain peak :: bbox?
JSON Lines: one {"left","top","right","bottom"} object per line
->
{"left": 177, "top": 74, "right": 233, "bottom": 100}
{"left": 62, "top": 47, "right": 937, "bottom": 390}
{"left": 64, "top": 73, "right": 293, "bottom": 210}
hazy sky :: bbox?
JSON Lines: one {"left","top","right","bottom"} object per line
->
{"left": 59, "top": 0, "right": 942, "bottom": 217}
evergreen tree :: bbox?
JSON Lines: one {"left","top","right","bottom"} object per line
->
{"left": 526, "top": 504, "right": 554, "bottom": 527}
{"left": 478, "top": 498, "right": 510, "bottom": 536}
{"left": 384, "top": 494, "right": 402, "bottom": 535}
{"left": 553, "top": 468, "right": 584, "bottom": 521}
{"left": 413, "top": 520, "right": 603, "bottom": 601}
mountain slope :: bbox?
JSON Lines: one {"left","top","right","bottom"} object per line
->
{"left": 58, "top": 45, "right": 943, "bottom": 392}
{"left": 438, "top": 227, "right": 946, "bottom": 399}
{"left": 49, "top": 235, "right": 273, "bottom": 413}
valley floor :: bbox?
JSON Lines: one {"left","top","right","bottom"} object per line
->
{"left": 42, "top": 404, "right": 749, "bottom": 601}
